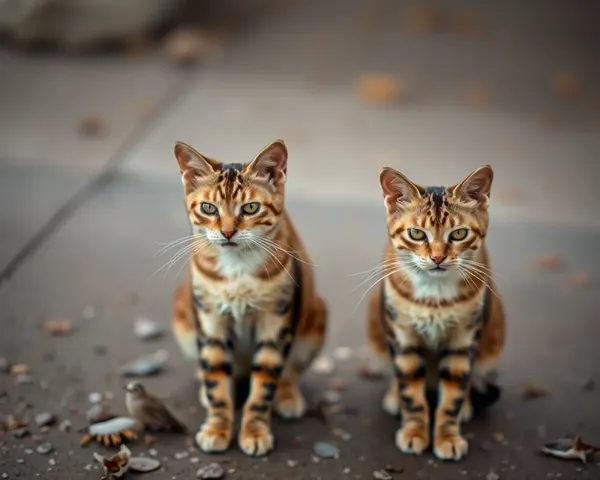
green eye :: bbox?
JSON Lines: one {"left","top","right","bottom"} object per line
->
{"left": 408, "top": 228, "right": 426, "bottom": 241}
{"left": 241, "top": 202, "right": 260, "bottom": 215}
{"left": 200, "top": 202, "right": 217, "bottom": 215}
{"left": 450, "top": 228, "right": 469, "bottom": 241}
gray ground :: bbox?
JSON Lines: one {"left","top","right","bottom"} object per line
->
{"left": 1, "top": 0, "right": 599, "bottom": 479}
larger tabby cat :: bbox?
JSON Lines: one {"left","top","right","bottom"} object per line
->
{"left": 171, "top": 140, "right": 327, "bottom": 457}
{"left": 367, "top": 165, "right": 505, "bottom": 461}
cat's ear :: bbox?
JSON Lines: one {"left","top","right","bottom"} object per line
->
{"left": 380, "top": 167, "right": 422, "bottom": 213}
{"left": 451, "top": 165, "right": 493, "bottom": 206}
{"left": 174, "top": 142, "right": 220, "bottom": 193}
{"left": 245, "top": 140, "right": 288, "bottom": 188}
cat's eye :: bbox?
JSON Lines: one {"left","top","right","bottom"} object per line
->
{"left": 241, "top": 202, "right": 260, "bottom": 215}
{"left": 450, "top": 228, "right": 469, "bottom": 241}
{"left": 200, "top": 202, "right": 217, "bottom": 215}
{"left": 408, "top": 228, "right": 426, "bottom": 241}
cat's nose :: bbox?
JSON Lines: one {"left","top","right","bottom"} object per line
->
{"left": 221, "top": 230, "right": 237, "bottom": 240}
{"left": 431, "top": 255, "right": 446, "bottom": 265}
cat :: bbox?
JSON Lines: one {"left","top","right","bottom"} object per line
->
{"left": 170, "top": 139, "right": 327, "bottom": 457}
{"left": 367, "top": 165, "right": 505, "bottom": 461}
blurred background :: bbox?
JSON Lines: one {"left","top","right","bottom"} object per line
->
{"left": 1, "top": 0, "right": 599, "bottom": 478}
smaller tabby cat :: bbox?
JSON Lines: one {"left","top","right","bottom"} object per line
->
{"left": 367, "top": 165, "right": 505, "bottom": 461}
{"left": 171, "top": 140, "right": 327, "bottom": 457}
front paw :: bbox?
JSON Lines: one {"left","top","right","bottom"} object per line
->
{"left": 433, "top": 433, "right": 468, "bottom": 461}
{"left": 195, "top": 422, "right": 232, "bottom": 453}
{"left": 275, "top": 382, "right": 306, "bottom": 419}
{"left": 238, "top": 421, "right": 274, "bottom": 457}
{"left": 395, "top": 424, "right": 430, "bottom": 455}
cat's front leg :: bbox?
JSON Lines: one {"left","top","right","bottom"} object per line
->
{"left": 433, "top": 340, "right": 478, "bottom": 461}
{"left": 391, "top": 328, "right": 431, "bottom": 455}
{"left": 238, "top": 308, "right": 290, "bottom": 457}
{"left": 195, "top": 312, "right": 234, "bottom": 453}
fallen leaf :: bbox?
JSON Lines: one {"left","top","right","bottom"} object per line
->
{"left": 43, "top": 319, "right": 73, "bottom": 336}
{"left": 464, "top": 82, "right": 490, "bottom": 108}
{"left": 533, "top": 254, "right": 561, "bottom": 271}
{"left": 542, "top": 436, "right": 599, "bottom": 464}
{"left": 385, "top": 464, "right": 404, "bottom": 474}
{"left": 567, "top": 273, "right": 588, "bottom": 286}
{"left": 9, "top": 364, "right": 29, "bottom": 376}
{"left": 77, "top": 117, "right": 106, "bottom": 137}
{"left": 356, "top": 75, "right": 404, "bottom": 105}
{"left": 552, "top": 71, "right": 581, "bottom": 99}
{"left": 521, "top": 383, "right": 549, "bottom": 400}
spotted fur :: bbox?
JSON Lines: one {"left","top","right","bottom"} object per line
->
{"left": 171, "top": 140, "right": 327, "bottom": 457}
{"left": 367, "top": 165, "right": 505, "bottom": 461}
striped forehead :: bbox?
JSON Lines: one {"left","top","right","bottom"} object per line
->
{"left": 420, "top": 185, "right": 451, "bottom": 225}
{"left": 215, "top": 162, "right": 245, "bottom": 201}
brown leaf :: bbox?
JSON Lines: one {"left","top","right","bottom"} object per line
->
{"left": 78, "top": 117, "right": 106, "bottom": 137}
{"left": 522, "top": 383, "right": 549, "bottom": 400}
{"left": 464, "top": 82, "right": 490, "bottom": 108}
{"left": 44, "top": 319, "right": 73, "bottom": 336}
{"left": 552, "top": 71, "right": 581, "bottom": 99}
{"left": 533, "top": 254, "right": 561, "bottom": 271}
{"left": 567, "top": 273, "right": 588, "bottom": 286}
{"left": 9, "top": 363, "right": 29, "bottom": 376}
{"left": 356, "top": 75, "right": 404, "bottom": 105}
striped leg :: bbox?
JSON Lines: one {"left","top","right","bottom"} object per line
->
{"left": 238, "top": 312, "right": 289, "bottom": 457}
{"left": 433, "top": 341, "right": 477, "bottom": 461}
{"left": 195, "top": 313, "right": 234, "bottom": 454}
{"left": 392, "top": 343, "right": 430, "bottom": 455}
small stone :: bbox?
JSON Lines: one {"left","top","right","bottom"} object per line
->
{"left": 149, "top": 449, "right": 158, "bottom": 457}
{"left": 129, "top": 457, "right": 161, "bottom": 473}
{"left": 35, "top": 413, "right": 56, "bottom": 427}
{"left": 174, "top": 451, "right": 189, "bottom": 460}
{"left": 1, "top": 473, "right": 8, "bottom": 478}
{"left": 486, "top": 472, "right": 500, "bottom": 480}
{"left": 24, "top": 449, "right": 33, "bottom": 455}
{"left": 333, "top": 346, "right": 353, "bottom": 361}
{"left": 16, "top": 459, "right": 24, "bottom": 464}
{"left": 58, "top": 420, "right": 72, "bottom": 432}
{"left": 82, "top": 305, "right": 96, "bottom": 319}
{"left": 332, "top": 428, "right": 352, "bottom": 441}
{"left": 313, "top": 442, "right": 339, "bottom": 459}
{"left": 36, "top": 443, "right": 53, "bottom": 455}
{"left": 344, "top": 468, "right": 351, "bottom": 474}
{"left": 88, "top": 392, "right": 103, "bottom": 404}
{"left": 322, "top": 390, "right": 342, "bottom": 404}
{"left": 86, "top": 403, "right": 114, "bottom": 424}
{"left": 311, "top": 356, "right": 334, "bottom": 375}
{"left": 15, "top": 374, "right": 33, "bottom": 385}
{"left": 83, "top": 464, "right": 93, "bottom": 471}
{"left": 43, "top": 319, "right": 73, "bottom": 336}
{"left": 30, "top": 435, "right": 44, "bottom": 443}
{"left": 134, "top": 317, "right": 163, "bottom": 340}
{"left": 373, "top": 470, "right": 392, "bottom": 480}
{"left": 12, "top": 428, "right": 29, "bottom": 439}
{"left": 287, "top": 459, "right": 298, "bottom": 468}
{"left": 522, "top": 383, "right": 549, "bottom": 400}
{"left": 190, "top": 457, "right": 200, "bottom": 464}
{"left": 48, "top": 459, "right": 56, "bottom": 466}
{"left": 120, "top": 349, "right": 169, "bottom": 377}
{"left": 196, "top": 462, "right": 225, "bottom": 479}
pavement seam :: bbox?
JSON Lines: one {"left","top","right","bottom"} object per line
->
{"left": 0, "top": 71, "right": 199, "bottom": 289}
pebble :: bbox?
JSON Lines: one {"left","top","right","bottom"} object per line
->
{"left": 48, "top": 459, "right": 56, "bottom": 466}
{"left": 120, "top": 349, "right": 169, "bottom": 377}
{"left": 196, "top": 462, "right": 224, "bottom": 479}
{"left": 1, "top": 473, "right": 7, "bottom": 479}
{"left": 287, "top": 460, "right": 298, "bottom": 468}
{"left": 322, "top": 390, "right": 342, "bottom": 404}
{"left": 373, "top": 470, "right": 392, "bottom": 480}
{"left": 174, "top": 451, "right": 189, "bottom": 460}
{"left": 149, "top": 449, "right": 158, "bottom": 457}
{"left": 24, "top": 449, "right": 33, "bottom": 455}
{"left": 344, "top": 467, "right": 351, "bottom": 474}
{"left": 88, "top": 392, "right": 103, "bottom": 404}
{"left": 313, "top": 442, "right": 339, "bottom": 459}
{"left": 35, "top": 413, "right": 56, "bottom": 428}
{"left": 333, "top": 346, "right": 353, "bottom": 361}
{"left": 134, "top": 317, "right": 163, "bottom": 340}
{"left": 190, "top": 457, "right": 200, "bottom": 464}
{"left": 82, "top": 305, "right": 96, "bottom": 319}
{"left": 486, "top": 472, "right": 500, "bottom": 480}
{"left": 129, "top": 457, "right": 161, "bottom": 473}
{"left": 86, "top": 403, "right": 114, "bottom": 424}
{"left": 36, "top": 443, "right": 53, "bottom": 455}
{"left": 15, "top": 374, "right": 33, "bottom": 385}
{"left": 16, "top": 459, "right": 24, "bottom": 464}
{"left": 58, "top": 420, "right": 72, "bottom": 432}
{"left": 311, "top": 356, "right": 334, "bottom": 375}
{"left": 12, "top": 428, "right": 29, "bottom": 439}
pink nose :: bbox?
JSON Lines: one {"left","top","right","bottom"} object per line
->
{"left": 221, "top": 230, "right": 236, "bottom": 240}
{"left": 431, "top": 256, "right": 446, "bottom": 265}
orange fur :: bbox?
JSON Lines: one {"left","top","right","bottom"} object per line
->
{"left": 367, "top": 165, "right": 505, "bottom": 461}
{"left": 170, "top": 140, "right": 327, "bottom": 457}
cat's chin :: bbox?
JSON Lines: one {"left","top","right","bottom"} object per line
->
{"left": 427, "top": 268, "right": 451, "bottom": 278}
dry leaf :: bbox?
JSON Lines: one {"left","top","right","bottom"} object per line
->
{"left": 78, "top": 117, "right": 106, "bottom": 137}
{"left": 533, "top": 254, "right": 561, "bottom": 271}
{"left": 464, "top": 82, "right": 490, "bottom": 108}
{"left": 522, "top": 383, "right": 549, "bottom": 400}
{"left": 552, "top": 72, "right": 581, "bottom": 99}
{"left": 44, "top": 319, "right": 73, "bottom": 336}
{"left": 567, "top": 273, "right": 588, "bottom": 286}
{"left": 9, "top": 364, "right": 29, "bottom": 375}
{"left": 357, "top": 75, "right": 403, "bottom": 105}
{"left": 162, "top": 27, "right": 221, "bottom": 65}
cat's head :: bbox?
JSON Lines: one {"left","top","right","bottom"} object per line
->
{"left": 379, "top": 165, "right": 493, "bottom": 278}
{"left": 174, "top": 140, "right": 287, "bottom": 250}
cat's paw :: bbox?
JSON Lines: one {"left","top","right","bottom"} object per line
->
{"left": 195, "top": 422, "right": 231, "bottom": 453}
{"left": 238, "top": 421, "right": 274, "bottom": 457}
{"left": 275, "top": 382, "right": 306, "bottom": 419}
{"left": 395, "top": 425, "right": 430, "bottom": 454}
{"left": 433, "top": 433, "right": 468, "bottom": 461}
{"left": 382, "top": 382, "right": 401, "bottom": 416}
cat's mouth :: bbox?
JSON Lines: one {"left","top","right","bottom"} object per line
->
{"left": 220, "top": 241, "right": 239, "bottom": 248}
{"left": 428, "top": 266, "right": 449, "bottom": 276}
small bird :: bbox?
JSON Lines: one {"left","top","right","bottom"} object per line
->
{"left": 124, "top": 382, "right": 187, "bottom": 434}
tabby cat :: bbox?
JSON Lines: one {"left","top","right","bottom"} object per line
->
{"left": 171, "top": 140, "right": 327, "bottom": 457}
{"left": 367, "top": 165, "right": 505, "bottom": 461}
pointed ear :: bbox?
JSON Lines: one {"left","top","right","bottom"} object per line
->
{"left": 451, "top": 165, "right": 493, "bottom": 205}
{"left": 380, "top": 167, "right": 423, "bottom": 213}
{"left": 245, "top": 140, "right": 288, "bottom": 187}
{"left": 174, "top": 142, "right": 220, "bottom": 193}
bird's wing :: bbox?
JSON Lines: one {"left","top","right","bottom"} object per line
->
{"left": 145, "top": 398, "right": 187, "bottom": 433}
